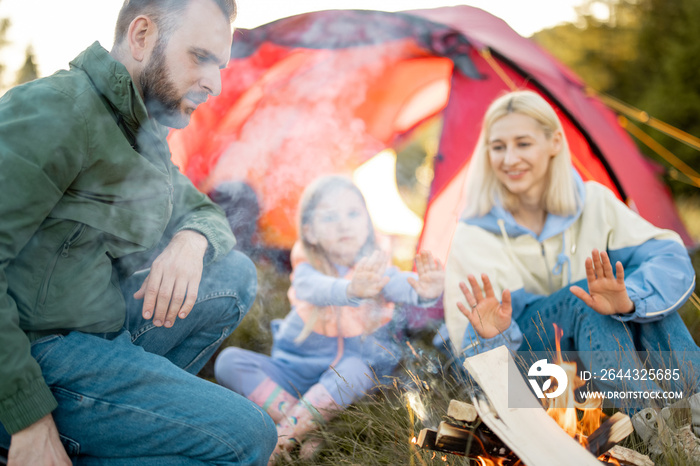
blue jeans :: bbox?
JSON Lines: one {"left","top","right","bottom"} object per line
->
{"left": 516, "top": 280, "right": 700, "bottom": 413}
{"left": 0, "top": 250, "right": 277, "bottom": 465}
{"left": 216, "top": 346, "right": 376, "bottom": 408}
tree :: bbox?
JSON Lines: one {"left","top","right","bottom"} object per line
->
{"left": 0, "top": 3, "right": 11, "bottom": 89}
{"left": 532, "top": 0, "right": 700, "bottom": 196}
{"left": 531, "top": 0, "right": 642, "bottom": 98}
{"left": 632, "top": 0, "right": 700, "bottom": 191}
{"left": 15, "top": 45, "right": 38, "bottom": 85}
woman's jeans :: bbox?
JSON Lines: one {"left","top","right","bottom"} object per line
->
{"left": 516, "top": 280, "right": 700, "bottom": 414}
{"left": 0, "top": 250, "right": 277, "bottom": 465}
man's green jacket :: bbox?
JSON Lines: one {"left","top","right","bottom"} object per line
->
{"left": 0, "top": 43, "right": 236, "bottom": 434}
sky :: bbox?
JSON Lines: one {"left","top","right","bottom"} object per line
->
{"left": 0, "top": 0, "right": 587, "bottom": 82}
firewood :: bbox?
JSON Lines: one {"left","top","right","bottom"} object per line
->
{"left": 447, "top": 399, "right": 478, "bottom": 423}
{"left": 416, "top": 428, "right": 437, "bottom": 450}
{"left": 463, "top": 346, "right": 602, "bottom": 466}
{"left": 585, "top": 411, "right": 634, "bottom": 457}
{"left": 418, "top": 420, "right": 520, "bottom": 462}
{"left": 599, "top": 445, "right": 654, "bottom": 466}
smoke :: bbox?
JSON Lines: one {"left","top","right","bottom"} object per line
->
{"left": 204, "top": 41, "right": 408, "bottom": 251}
{"left": 405, "top": 390, "right": 429, "bottom": 422}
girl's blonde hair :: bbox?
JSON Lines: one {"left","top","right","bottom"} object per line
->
{"left": 294, "top": 175, "right": 377, "bottom": 342}
{"left": 462, "top": 90, "right": 579, "bottom": 218}
{"left": 297, "top": 175, "right": 376, "bottom": 276}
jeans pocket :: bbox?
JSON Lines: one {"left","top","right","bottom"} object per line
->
{"left": 59, "top": 434, "right": 80, "bottom": 457}
{"left": 30, "top": 334, "right": 65, "bottom": 364}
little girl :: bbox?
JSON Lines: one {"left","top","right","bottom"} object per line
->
{"left": 215, "top": 175, "right": 444, "bottom": 460}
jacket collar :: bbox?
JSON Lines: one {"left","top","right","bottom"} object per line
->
{"left": 464, "top": 170, "right": 585, "bottom": 242}
{"left": 69, "top": 42, "right": 150, "bottom": 133}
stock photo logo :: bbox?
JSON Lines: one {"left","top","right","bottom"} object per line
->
{"left": 528, "top": 359, "right": 568, "bottom": 399}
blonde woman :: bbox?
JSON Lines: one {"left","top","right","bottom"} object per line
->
{"left": 444, "top": 90, "right": 699, "bottom": 449}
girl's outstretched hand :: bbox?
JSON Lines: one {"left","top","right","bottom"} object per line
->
{"left": 456, "top": 273, "right": 512, "bottom": 339}
{"left": 570, "top": 249, "right": 634, "bottom": 316}
{"left": 347, "top": 250, "right": 391, "bottom": 299}
{"left": 407, "top": 250, "right": 445, "bottom": 300}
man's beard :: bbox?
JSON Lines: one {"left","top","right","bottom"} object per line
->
{"left": 139, "top": 41, "right": 190, "bottom": 129}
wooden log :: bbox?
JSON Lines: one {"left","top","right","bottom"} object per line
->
{"left": 463, "top": 346, "right": 602, "bottom": 466}
{"left": 418, "top": 421, "right": 520, "bottom": 463}
{"left": 416, "top": 428, "right": 437, "bottom": 450}
{"left": 435, "top": 421, "right": 472, "bottom": 455}
{"left": 585, "top": 411, "right": 634, "bottom": 457}
{"left": 447, "top": 399, "right": 478, "bottom": 423}
{"left": 600, "top": 445, "right": 654, "bottom": 466}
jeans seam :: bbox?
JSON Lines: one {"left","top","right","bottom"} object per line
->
{"left": 182, "top": 300, "right": 244, "bottom": 372}
{"left": 31, "top": 334, "right": 66, "bottom": 364}
{"left": 197, "top": 290, "right": 239, "bottom": 301}
{"left": 130, "top": 324, "right": 155, "bottom": 342}
{"left": 130, "top": 292, "right": 242, "bottom": 343}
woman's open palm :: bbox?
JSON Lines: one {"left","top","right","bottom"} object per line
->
{"left": 456, "top": 273, "right": 512, "bottom": 339}
{"left": 570, "top": 249, "right": 634, "bottom": 315}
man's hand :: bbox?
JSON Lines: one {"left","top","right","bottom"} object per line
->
{"left": 406, "top": 250, "right": 445, "bottom": 300}
{"left": 347, "top": 251, "right": 390, "bottom": 299}
{"left": 134, "top": 230, "right": 209, "bottom": 327}
{"left": 8, "top": 414, "right": 71, "bottom": 466}
{"left": 570, "top": 249, "right": 634, "bottom": 316}
{"left": 456, "top": 273, "right": 512, "bottom": 339}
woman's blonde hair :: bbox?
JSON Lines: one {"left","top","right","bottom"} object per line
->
{"left": 462, "top": 90, "right": 579, "bottom": 218}
{"left": 297, "top": 175, "right": 376, "bottom": 276}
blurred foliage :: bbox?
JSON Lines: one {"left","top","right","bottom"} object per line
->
{"left": 677, "top": 199, "right": 700, "bottom": 341}
{"left": 15, "top": 45, "right": 38, "bottom": 85}
{"left": 0, "top": 1, "right": 10, "bottom": 89}
{"left": 395, "top": 116, "right": 442, "bottom": 218}
{"left": 532, "top": 0, "right": 700, "bottom": 197}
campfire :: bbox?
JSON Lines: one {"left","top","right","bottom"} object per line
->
{"left": 545, "top": 324, "right": 607, "bottom": 448}
{"left": 412, "top": 340, "right": 653, "bottom": 466}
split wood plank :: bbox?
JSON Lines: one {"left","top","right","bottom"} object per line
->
{"left": 463, "top": 345, "right": 601, "bottom": 466}
{"left": 586, "top": 411, "right": 634, "bottom": 457}
{"left": 447, "top": 399, "right": 478, "bottom": 423}
{"left": 602, "top": 445, "right": 654, "bottom": 466}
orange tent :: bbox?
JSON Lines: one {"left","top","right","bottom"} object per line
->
{"left": 168, "top": 7, "right": 693, "bottom": 262}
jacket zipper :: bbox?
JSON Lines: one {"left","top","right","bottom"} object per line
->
{"left": 39, "top": 223, "right": 87, "bottom": 306}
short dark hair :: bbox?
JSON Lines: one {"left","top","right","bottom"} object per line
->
{"left": 113, "top": 0, "right": 236, "bottom": 45}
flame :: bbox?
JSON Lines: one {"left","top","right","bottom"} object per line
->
{"left": 476, "top": 457, "right": 513, "bottom": 466}
{"left": 544, "top": 324, "right": 619, "bottom": 463}
{"left": 411, "top": 437, "right": 417, "bottom": 444}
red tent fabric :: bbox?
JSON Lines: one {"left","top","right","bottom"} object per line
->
{"left": 168, "top": 6, "right": 693, "bottom": 258}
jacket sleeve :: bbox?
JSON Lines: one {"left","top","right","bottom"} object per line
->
{"left": 444, "top": 222, "right": 528, "bottom": 358}
{"left": 594, "top": 185, "right": 696, "bottom": 322}
{"left": 0, "top": 84, "right": 87, "bottom": 433}
{"left": 381, "top": 268, "right": 440, "bottom": 307}
{"left": 166, "top": 164, "right": 236, "bottom": 264}
{"left": 292, "top": 262, "right": 360, "bottom": 307}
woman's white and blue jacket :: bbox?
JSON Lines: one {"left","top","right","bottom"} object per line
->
{"left": 444, "top": 173, "right": 696, "bottom": 357}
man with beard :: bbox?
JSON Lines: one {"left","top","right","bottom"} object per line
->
{"left": 0, "top": 0, "right": 277, "bottom": 464}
